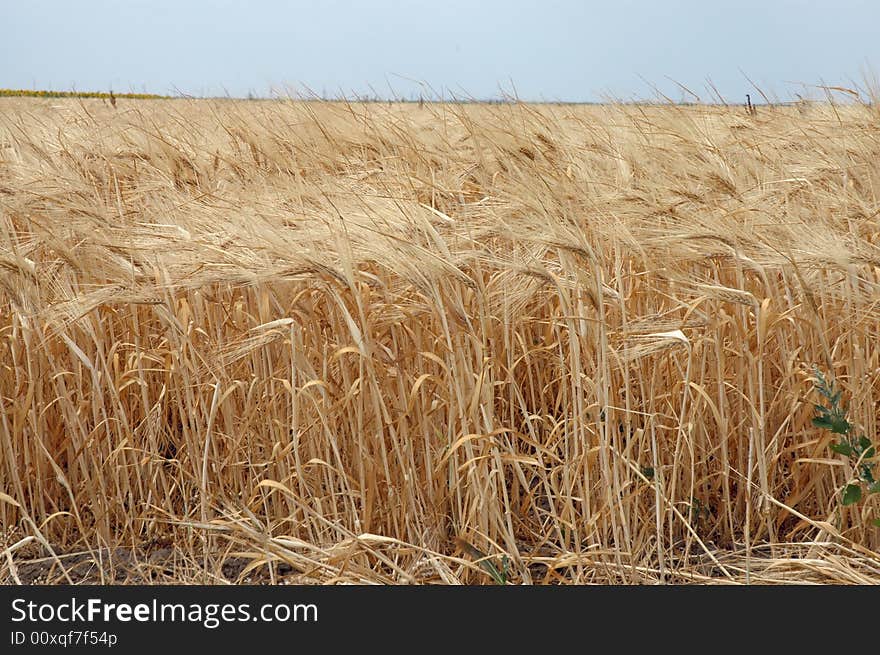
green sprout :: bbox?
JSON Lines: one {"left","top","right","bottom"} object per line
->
{"left": 812, "top": 367, "right": 880, "bottom": 524}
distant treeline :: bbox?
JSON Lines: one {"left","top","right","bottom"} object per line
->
{"left": 0, "top": 89, "right": 168, "bottom": 99}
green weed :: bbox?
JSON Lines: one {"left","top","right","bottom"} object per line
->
{"left": 812, "top": 367, "right": 880, "bottom": 524}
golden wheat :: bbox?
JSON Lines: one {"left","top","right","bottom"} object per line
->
{"left": 1, "top": 95, "right": 880, "bottom": 584}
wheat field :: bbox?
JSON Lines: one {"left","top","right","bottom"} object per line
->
{"left": 1, "top": 95, "right": 880, "bottom": 584}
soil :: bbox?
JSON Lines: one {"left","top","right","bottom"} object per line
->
{"left": 4, "top": 544, "right": 298, "bottom": 585}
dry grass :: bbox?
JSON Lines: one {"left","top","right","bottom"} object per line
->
{"left": 1, "top": 96, "right": 880, "bottom": 584}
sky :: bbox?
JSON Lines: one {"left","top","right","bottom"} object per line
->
{"left": 4, "top": 0, "right": 880, "bottom": 102}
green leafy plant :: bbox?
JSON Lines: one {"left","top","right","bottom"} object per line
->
{"left": 812, "top": 367, "right": 880, "bottom": 524}
{"left": 456, "top": 537, "right": 510, "bottom": 585}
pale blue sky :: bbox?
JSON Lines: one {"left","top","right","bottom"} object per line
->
{"left": 3, "top": 0, "right": 879, "bottom": 102}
